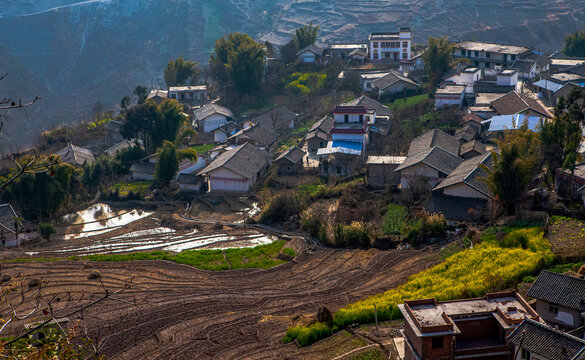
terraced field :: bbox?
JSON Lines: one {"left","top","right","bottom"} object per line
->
{"left": 1, "top": 242, "right": 436, "bottom": 359}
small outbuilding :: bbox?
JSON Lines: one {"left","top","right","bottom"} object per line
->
{"left": 275, "top": 146, "right": 306, "bottom": 175}
{"left": 366, "top": 155, "right": 405, "bottom": 188}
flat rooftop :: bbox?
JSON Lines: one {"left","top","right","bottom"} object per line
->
{"left": 366, "top": 155, "right": 406, "bottom": 165}
{"left": 550, "top": 58, "right": 585, "bottom": 66}
{"left": 475, "top": 93, "right": 507, "bottom": 105}
{"left": 550, "top": 73, "right": 585, "bottom": 82}
{"left": 169, "top": 85, "right": 207, "bottom": 91}
{"left": 331, "top": 44, "right": 367, "bottom": 49}
{"left": 436, "top": 84, "right": 466, "bottom": 95}
{"left": 456, "top": 41, "right": 531, "bottom": 55}
{"left": 462, "top": 67, "right": 480, "bottom": 73}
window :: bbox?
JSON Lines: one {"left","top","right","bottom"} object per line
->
{"left": 431, "top": 337, "right": 443, "bottom": 349}
{"left": 336, "top": 167, "right": 342, "bottom": 175}
{"left": 521, "top": 348, "right": 531, "bottom": 360}
{"left": 549, "top": 304, "right": 559, "bottom": 315}
{"left": 403, "top": 52, "right": 408, "bottom": 59}
{"left": 486, "top": 52, "right": 491, "bottom": 58}
{"left": 359, "top": 114, "right": 363, "bottom": 122}
{"left": 170, "top": 94, "right": 176, "bottom": 99}
{"left": 486, "top": 62, "right": 491, "bottom": 68}
{"left": 384, "top": 52, "right": 390, "bottom": 59}
{"left": 503, "top": 54, "right": 507, "bottom": 62}
{"left": 180, "top": 93, "right": 185, "bottom": 99}
{"left": 474, "top": 51, "right": 479, "bottom": 57}
{"left": 461, "top": 49, "right": 465, "bottom": 56}
{"left": 344, "top": 114, "right": 349, "bottom": 123}
{"left": 467, "top": 50, "right": 472, "bottom": 56}
{"left": 373, "top": 42, "right": 378, "bottom": 48}
{"left": 511, "top": 54, "right": 516, "bottom": 61}
{"left": 474, "top": 61, "right": 479, "bottom": 66}
{"left": 403, "top": 41, "right": 408, "bottom": 48}
{"left": 189, "top": 92, "right": 194, "bottom": 98}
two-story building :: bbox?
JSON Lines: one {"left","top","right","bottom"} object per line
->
{"left": 168, "top": 85, "right": 207, "bottom": 105}
{"left": 452, "top": 41, "right": 532, "bottom": 69}
{"left": 443, "top": 65, "right": 482, "bottom": 94}
{"left": 399, "top": 291, "right": 540, "bottom": 360}
{"left": 368, "top": 27, "right": 412, "bottom": 62}
{"left": 193, "top": 103, "right": 234, "bottom": 133}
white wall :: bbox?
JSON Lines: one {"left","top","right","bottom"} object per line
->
{"left": 209, "top": 167, "right": 254, "bottom": 193}
{"left": 435, "top": 93, "right": 464, "bottom": 108}
{"left": 400, "top": 163, "right": 440, "bottom": 188}
{"left": 214, "top": 130, "right": 227, "bottom": 143}
{"left": 497, "top": 72, "right": 519, "bottom": 90}
{"left": 334, "top": 113, "right": 364, "bottom": 123}
{"left": 443, "top": 183, "right": 489, "bottom": 199}
{"left": 446, "top": 71, "right": 481, "bottom": 93}
{"left": 202, "top": 114, "right": 228, "bottom": 133}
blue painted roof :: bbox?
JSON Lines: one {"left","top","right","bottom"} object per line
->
{"left": 487, "top": 114, "right": 543, "bottom": 132}
{"left": 331, "top": 141, "right": 363, "bottom": 151}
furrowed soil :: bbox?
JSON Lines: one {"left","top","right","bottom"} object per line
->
{"left": 1, "top": 241, "right": 436, "bottom": 359}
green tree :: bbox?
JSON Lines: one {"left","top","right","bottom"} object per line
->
{"left": 210, "top": 33, "right": 267, "bottom": 94}
{"left": 120, "top": 96, "right": 131, "bottom": 111}
{"left": 133, "top": 86, "right": 149, "bottom": 104}
{"left": 151, "top": 99, "right": 190, "bottom": 150}
{"left": 481, "top": 127, "right": 542, "bottom": 215}
{"left": 280, "top": 40, "right": 298, "bottom": 65}
{"left": 422, "top": 36, "right": 455, "bottom": 86}
{"left": 563, "top": 31, "right": 585, "bottom": 57}
{"left": 164, "top": 56, "right": 199, "bottom": 88}
{"left": 264, "top": 41, "right": 274, "bottom": 57}
{"left": 155, "top": 141, "right": 197, "bottom": 184}
{"left": 292, "top": 22, "right": 320, "bottom": 50}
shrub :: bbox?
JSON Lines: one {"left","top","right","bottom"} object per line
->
{"left": 38, "top": 222, "right": 56, "bottom": 239}
{"left": 334, "top": 222, "right": 371, "bottom": 248}
{"left": 382, "top": 204, "right": 408, "bottom": 235}
{"left": 402, "top": 212, "right": 447, "bottom": 246}
{"left": 259, "top": 194, "right": 300, "bottom": 224}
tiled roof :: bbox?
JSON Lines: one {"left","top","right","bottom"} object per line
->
{"left": 230, "top": 124, "right": 278, "bottom": 147}
{"left": 407, "top": 129, "right": 461, "bottom": 157}
{"left": 297, "top": 44, "right": 324, "bottom": 57}
{"left": 372, "top": 70, "right": 419, "bottom": 91}
{"left": 527, "top": 271, "right": 585, "bottom": 311}
{"left": 176, "top": 173, "right": 200, "bottom": 184}
{"left": 454, "top": 124, "right": 478, "bottom": 142}
{"left": 194, "top": 103, "right": 233, "bottom": 121}
{"left": 491, "top": 91, "right": 552, "bottom": 117}
{"left": 309, "top": 116, "right": 334, "bottom": 133}
{"left": 130, "top": 162, "right": 155, "bottom": 174}
{"left": 54, "top": 144, "right": 95, "bottom": 166}
{"left": 459, "top": 139, "right": 487, "bottom": 157}
{"left": 304, "top": 130, "right": 329, "bottom": 142}
{"left": 147, "top": 90, "right": 168, "bottom": 99}
{"left": 396, "top": 146, "right": 464, "bottom": 175}
{"left": 342, "top": 95, "right": 393, "bottom": 117}
{"left": 507, "top": 318, "right": 585, "bottom": 360}
{"left": 511, "top": 59, "right": 537, "bottom": 73}
{"left": 198, "top": 143, "right": 270, "bottom": 179}
{"left": 424, "top": 193, "right": 487, "bottom": 221}
{"left": 567, "top": 63, "right": 585, "bottom": 77}
{"left": 275, "top": 146, "right": 306, "bottom": 164}
{"left": 434, "top": 152, "right": 492, "bottom": 197}
{"left": 249, "top": 106, "right": 297, "bottom": 130}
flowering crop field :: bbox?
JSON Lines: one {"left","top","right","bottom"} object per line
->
{"left": 284, "top": 228, "right": 553, "bottom": 346}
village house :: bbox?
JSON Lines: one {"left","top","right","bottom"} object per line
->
{"left": 146, "top": 89, "right": 168, "bottom": 105}
{"left": 54, "top": 143, "right": 95, "bottom": 166}
{"left": 212, "top": 121, "right": 238, "bottom": 143}
{"left": 105, "top": 119, "right": 124, "bottom": 145}
{"left": 193, "top": 103, "right": 234, "bottom": 133}
{"left": 452, "top": 41, "right": 532, "bottom": 69}
{"left": 459, "top": 139, "right": 487, "bottom": 159}
{"left": 435, "top": 84, "right": 466, "bottom": 108}
{"left": 275, "top": 146, "right": 306, "bottom": 175}
{"left": 366, "top": 155, "right": 405, "bottom": 188}
{"left": 229, "top": 123, "right": 279, "bottom": 148}
{"left": 399, "top": 291, "right": 540, "bottom": 360}
{"left": 486, "top": 91, "right": 552, "bottom": 118}
{"left": 359, "top": 71, "right": 392, "bottom": 92}
{"left": 371, "top": 70, "right": 420, "bottom": 97}
{"left": 507, "top": 318, "right": 585, "bottom": 360}
{"left": 485, "top": 114, "right": 544, "bottom": 132}
{"left": 319, "top": 153, "right": 365, "bottom": 177}
{"left": 327, "top": 44, "right": 368, "bottom": 61}
{"left": 556, "top": 163, "right": 585, "bottom": 202}
{"left": 395, "top": 129, "right": 463, "bottom": 189}
{"left": 460, "top": 113, "right": 484, "bottom": 132}
{"left": 424, "top": 153, "right": 493, "bottom": 223}
{"left": 368, "top": 27, "right": 413, "bottom": 62}
{"left": 104, "top": 140, "right": 134, "bottom": 157}
{"left": 510, "top": 58, "right": 537, "bottom": 80}
{"left": 130, "top": 162, "right": 155, "bottom": 181}
{"left": 443, "top": 65, "right": 482, "bottom": 94}
{"left": 168, "top": 85, "right": 207, "bottom": 105}
{"left": 296, "top": 44, "right": 325, "bottom": 64}
{"left": 527, "top": 271, "right": 585, "bottom": 335}
{"left": 550, "top": 57, "right": 585, "bottom": 73}
{"left": 454, "top": 124, "right": 478, "bottom": 143}
{"left": 342, "top": 95, "right": 393, "bottom": 118}
{"left": 303, "top": 116, "right": 333, "bottom": 153}
{"left": 197, "top": 143, "right": 271, "bottom": 193}
{"left": 245, "top": 106, "right": 298, "bottom": 132}
{"left": 176, "top": 173, "right": 200, "bottom": 193}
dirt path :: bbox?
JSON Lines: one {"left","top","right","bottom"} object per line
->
{"left": 1, "top": 245, "right": 436, "bottom": 359}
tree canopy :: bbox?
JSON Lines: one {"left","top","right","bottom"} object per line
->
{"left": 164, "top": 57, "right": 199, "bottom": 88}
{"left": 209, "top": 33, "right": 266, "bottom": 95}
{"left": 155, "top": 141, "right": 197, "bottom": 184}
{"left": 121, "top": 99, "right": 189, "bottom": 154}
{"left": 563, "top": 31, "right": 585, "bottom": 57}
{"left": 133, "top": 86, "right": 149, "bottom": 105}
{"left": 292, "top": 22, "right": 320, "bottom": 50}
{"left": 422, "top": 36, "right": 455, "bottom": 86}
{"left": 280, "top": 40, "right": 298, "bottom": 65}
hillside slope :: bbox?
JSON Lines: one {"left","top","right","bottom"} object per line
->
{"left": 1, "top": 0, "right": 584, "bottom": 147}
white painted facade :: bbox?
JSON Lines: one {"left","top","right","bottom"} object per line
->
{"left": 400, "top": 163, "right": 441, "bottom": 189}
{"left": 334, "top": 113, "right": 364, "bottom": 124}
{"left": 497, "top": 71, "right": 519, "bottom": 91}
{"left": 369, "top": 29, "right": 412, "bottom": 62}
{"left": 214, "top": 129, "right": 228, "bottom": 143}
{"left": 208, "top": 167, "right": 254, "bottom": 193}
{"left": 435, "top": 91, "right": 465, "bottom": 108}
{"left": 168, "top": 86, "right": 207, "bottom": 103}
{"left": 445, "top": 68, "right": 481, "bottom": 94}
{"left": 200, "top": 114, "right": 228, "bottom": 133}
{"left": 442, "top": 183, "right": 489, "bottom": 199}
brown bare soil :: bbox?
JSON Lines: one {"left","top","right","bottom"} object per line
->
{"left": 1, "top": 243, "right": 436, "bottom": 359}
{"left": 548, "top": 217, "right": 585, "bottom": 262}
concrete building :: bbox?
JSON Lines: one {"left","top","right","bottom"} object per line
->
{"left": 368, "top": 27, "right": 412, "bottom": 62}
{"left": 168, "top": 86, "right": 207, "bottom": 105}
{"left": 452, "top": 41, "right": 532, "bottom": 69}
{"left": 197, "top": 143, "right": 271, "bottom": 193}
{"left": 527, "top": 271, "right": 585, "bottom": 334}
{"left": 443, "top": 65, "right": 482, "bottom": 94}
{"left": 328, "top": 44, "right": 368, "bottom": 61}
{"left": 435, "top": 84, "right": 466, "bottom": 108}
{"left": 399, "top": 291, "right": 540, "bottom": 360}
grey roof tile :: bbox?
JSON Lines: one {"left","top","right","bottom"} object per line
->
{"left": 434, "top": 152, "right": 492, "bottom": 196}
{"left": 527, "top": 271, "right": 585, "bottom": 311}
{"left": 407, "top": 129, "right": 461, "bottom": 157}
{"left": 198, "top": 143, "right": 270, "bottom": 179}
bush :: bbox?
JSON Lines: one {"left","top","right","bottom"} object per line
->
{"left": 402, "top": 212, "right": 447, "bottom": 246}
{"left": 382, "top": 204, "right": 408, "bottom": 235}
{"left": 38, "top": 222, "right": 56, "bottom": 239}
{"left": 334, "top": 222, "right": 371, "bottom": 248}
{"left": 259, "top": 194, "right": 300, "bottom": 224}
